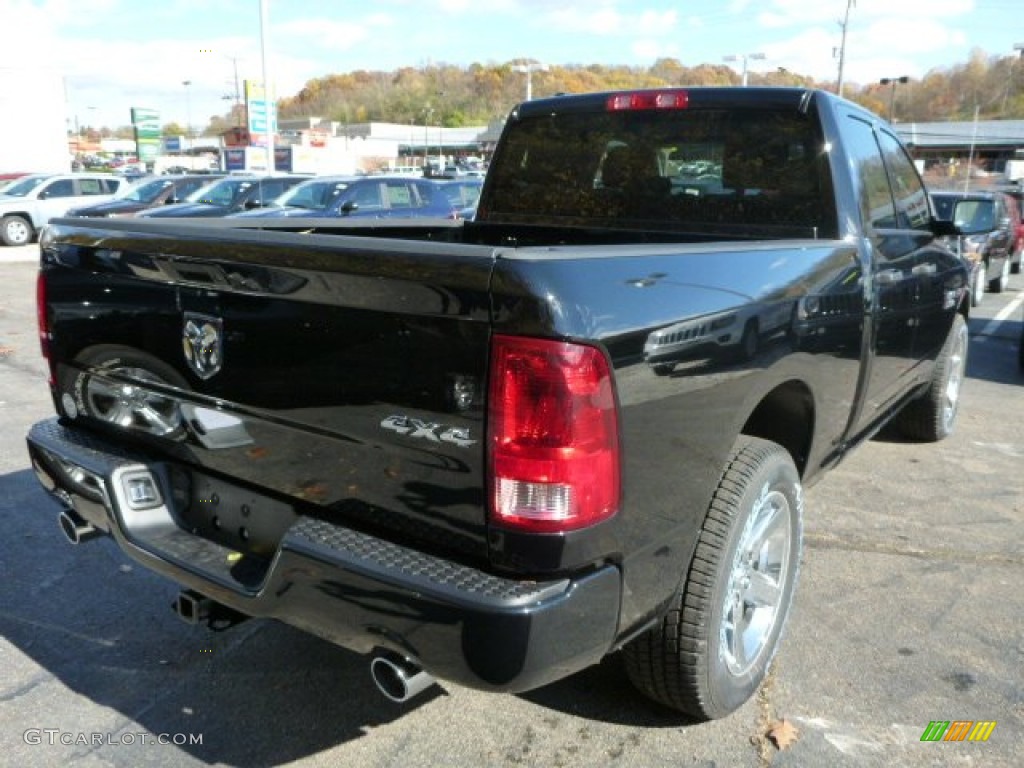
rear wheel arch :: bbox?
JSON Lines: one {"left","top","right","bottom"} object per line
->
{"left": 740, "top": 380, "right": 815, "bottom": 477}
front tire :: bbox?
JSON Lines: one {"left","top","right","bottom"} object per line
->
{"left": 970, "top": 262, "right": 985, "bottom": 307}
{"left": 988, "top": 257, "right": 1009, "bottom": 293}
{"left": 623, "top": 436, "right": 802, "bottom": 720}
{"left": 1, "top": 215, "right": 34, "bottom": 246}
{"left": 973, "top": 261, "right": 988, "bottom": 305}
{"left": 896, "top": 313, "right": 968, "bottom": 441}
{"left": 737, "top": 320, "right": 759, "bottom": 361}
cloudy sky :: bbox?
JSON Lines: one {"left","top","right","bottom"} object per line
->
{"left": 1, "top": 0, "right": 1019, "bottom": 129}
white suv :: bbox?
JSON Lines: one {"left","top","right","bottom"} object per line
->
{"left": 0, "top": 173, "right": 125, "bottom": 246}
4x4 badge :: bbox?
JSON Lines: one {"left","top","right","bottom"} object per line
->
{"left": 183, "top": 313, "right": 223, "bottom": 380}
{"left": 381, "top": 415, "right": 476, "bottom": 448}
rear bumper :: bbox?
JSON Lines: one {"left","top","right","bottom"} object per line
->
{"left": 26, "top": 417, "right": 621, "bottom": 692}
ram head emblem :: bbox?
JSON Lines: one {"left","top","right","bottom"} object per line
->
{"left": 182, "top": 313, "right": 223, "bottom": 380}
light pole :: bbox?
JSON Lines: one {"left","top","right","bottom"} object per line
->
{"left": 879, "top": 76, "right": 909, "bottom": 121}
{"left": 723, "top": 53, "right": 766, "bottom": 87}
{"left": 512, "top": 62, "right": 547, "bottom": 101}
{"left": 422, "top": 106, "right": 433, "bottom": 170}
{"left": 259, "top": 0, "right": 274, "bottom": 172}
{"left": 182, "top": 80, "right": 192, "bottom": 145}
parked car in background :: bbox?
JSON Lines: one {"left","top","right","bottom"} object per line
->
{"left": 66, "top": 175, "right": 225, "bottom": 218}
{"left": 439, "top": 178, "right": 483, "bottom": 208}
{"left": 137, "top": 175, "right": 308, "bottom": 218}
{"left": 930, "top": 190, "right": 1013, "bottom": 305}
{"left": 0, "top": 171, "right": 31, "bottom": 193}
{"left": 0, "top": 172, "right": 124, "bottom": 246}
{"left": 997, "top": 186, "right": 1024, "bottom": 273}
{"left": 437, "top": 178, "right": 483, "bottom": 221}
{"left": 229, "top": 175, "right": 461, "bottom": 219}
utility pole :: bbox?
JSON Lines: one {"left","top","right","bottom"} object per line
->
{"left": 1004, "top": 43, "right": 1024, "bottom": 115}
{"left": 836, "top": 0, "right": 855, "bottom": 97}
{"left": 224, "top": 56, "right": 242, "bottom": 128}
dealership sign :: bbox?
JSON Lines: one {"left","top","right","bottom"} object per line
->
{"left": 130, "top": 107, "right": 161, "bottom": 162}
{"left": 244, "top": 81, "right": 277, "bottom": 147}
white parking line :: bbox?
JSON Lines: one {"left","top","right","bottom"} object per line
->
{"left": 973, "top": 288, "right": 1024, "bottom": 343}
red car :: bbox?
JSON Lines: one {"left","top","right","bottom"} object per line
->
{"left": 999, "top": 188, "right": 1024, "bottom": 273}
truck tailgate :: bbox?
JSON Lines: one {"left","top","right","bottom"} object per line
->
{"left": 40, "top": 220, "right": 498, "bottom": 563}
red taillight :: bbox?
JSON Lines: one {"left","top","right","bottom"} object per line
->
{"left": 487, "top": 335, "right": 620, "bottom": 533}
{"left": 35, "top": 271, "right": 53, "bottom": 381}
{"left": 606, "top": 89, "right": 689, "bottom": 111}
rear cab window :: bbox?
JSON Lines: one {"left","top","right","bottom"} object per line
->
{"left": 483, "top": 96, "right": 838, "bottom": 239}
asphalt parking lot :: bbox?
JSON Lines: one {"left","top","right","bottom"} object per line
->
{"left": 1, "top": 243, "right": 1022, "bottom": 767}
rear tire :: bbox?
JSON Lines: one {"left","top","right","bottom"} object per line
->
{"left": 896, "top": 314, "right": 968, "bottom": 442}
{"left": 623, "top": 436, "right": 802, "bottom": 720}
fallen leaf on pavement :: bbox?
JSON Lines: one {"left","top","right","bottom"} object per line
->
{"left": 767, "top": 718, "right": 800, "bottom": 750}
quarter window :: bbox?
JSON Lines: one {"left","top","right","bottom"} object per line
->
{"left": 80, "top": 179, "right": 104, "bottom": 195}
{"left": 877, "top": 130, "right": 930, "bottom": 230}
{"left": 843, "top": 116, "right": 895, "bottom": 231}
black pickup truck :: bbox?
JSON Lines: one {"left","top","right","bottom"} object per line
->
{"left": 27, "top": 87, "right": 970, "bottom": 720}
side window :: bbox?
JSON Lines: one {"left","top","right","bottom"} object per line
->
{"left": 177, "top": 179, "right": 205, "bottom": 198}
{"left": 877, "top": 130, "right": 930, "bottom": 230}
{"left": 79, "top": 178, "right": 104, "bottom": 196}
{"left": 843, "top": 116, "right": 896, "bottom": 231}
{"left": 43, "top": 179, "right": 75, "bottom": 198}
{"left": 261, "top": 180, "right": 288, "bottom": 201}
{"left": 350, "top": 183, "right": 383, "bottom": 210}
{"left": 384, "top": 182, "right": 416, "bottom": 209}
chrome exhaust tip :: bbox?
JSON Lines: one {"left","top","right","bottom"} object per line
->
{"left": 58, "top": 508, "right": 101, "bottom": 545}
{"left": 370, "top": 654, "right": 436, "bottom": 703}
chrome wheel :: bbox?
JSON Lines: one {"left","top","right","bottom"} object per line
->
{"left": 941, "top": 320, "right": 968, "bottom": 434}
{"left": 720, "top": 482, "right": 793, "bottom": 676}
{"left": 84, "top": 367, "right": 181, "bottom": 436}
{"left": 1, "top": 215, "right": 32, "bottom": 246}
{"left": 971, "top": 263, "right": 985, "bottom": 306}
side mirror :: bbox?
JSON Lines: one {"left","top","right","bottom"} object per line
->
{"left": 952, "top": 200, "right": 994, "bottom": 235}
{"left": 339, "top": 200, "right": 358, "bottom": 216}
{"left": 244, "top": 198, "right": 264, "bottom": 210}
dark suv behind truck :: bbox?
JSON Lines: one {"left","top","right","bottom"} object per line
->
{"left": 930, "top": 189, "right": 1013, "bottom": 304}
